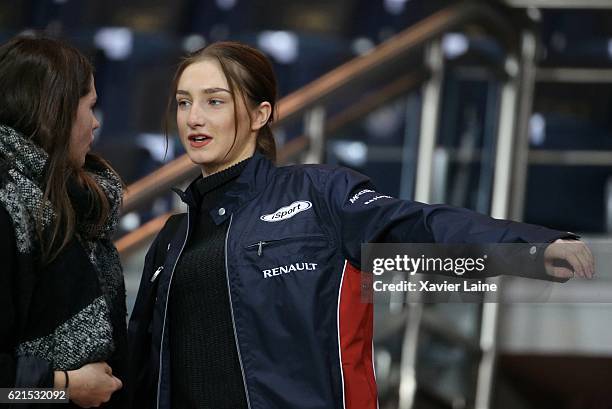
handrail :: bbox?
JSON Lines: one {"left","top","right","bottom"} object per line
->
{"left": 120, "top": 1, "right": 517, "bottom": 215}
{"left": 503, "top": 0, "right": 612, "bottom": 8}
{"left": 115, "top": 213, "right": 172, "bottom": 256}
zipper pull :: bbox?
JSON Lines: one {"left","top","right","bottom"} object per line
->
{"left": 257, "top": 241, "right": 266, "bottom": 256}
{"left": 247, "top": 240, "right": 268, "bottom": 256}
{"left": 151, "top": 266, "right": 164, "bottom": 282}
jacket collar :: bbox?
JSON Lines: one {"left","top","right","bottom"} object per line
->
{"left": 173, "top": 151, "right": 276, "bottom": 225}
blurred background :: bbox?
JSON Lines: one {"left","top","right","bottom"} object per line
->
{"left": 2, "top": 0, "right": 612, "bottom": 408}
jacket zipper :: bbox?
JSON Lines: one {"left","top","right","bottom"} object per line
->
{"left": 225, "top": 214, "right": 252, "bottom": 409}
{"left": 156, "top": 211, "right": 190, "bottom": 409}
{"left": 245, "top": 234, "right": 327, "bottom": 257}
{"left": 245, "top": 240, "right": 267, "bottom": 256}
{"left": 150, "top": 266, "right": 164, "bottom": 282}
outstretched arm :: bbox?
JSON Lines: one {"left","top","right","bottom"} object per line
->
{"left": 325, "top": 166, "right": 594, "bottom": 280}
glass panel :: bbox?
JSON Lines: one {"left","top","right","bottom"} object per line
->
{"left": 325, "top": 92, "right": 422, "bottom": 199}
{"left": 432, "top": 67, "right": 502, "bottom": 214}
{"left": 525, "top": 82, "right": 612, "bottom": 233}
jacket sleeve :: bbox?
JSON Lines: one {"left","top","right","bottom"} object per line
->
{"left": 0, "top": 206, "right": 54, "bottom": 388}
{"left": 324, "top": 167, "right": 576, "bottom": 276}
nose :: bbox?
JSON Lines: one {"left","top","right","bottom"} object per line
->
{"left": 93, "top": 113, "right": 101, "bottom": 131}
{"left": 186, "top": 104, "right": 205, "bottom": 128}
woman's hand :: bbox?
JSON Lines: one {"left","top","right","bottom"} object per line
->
{"left": 544, "top": 239, "right": 595, "bottom": 279}
{"left": 61, "top": 362, "right": 122, "bottom": 408}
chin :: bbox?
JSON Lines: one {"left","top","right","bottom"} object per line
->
{"left": 186, "top": 151, "right": 217, "bottom": 167}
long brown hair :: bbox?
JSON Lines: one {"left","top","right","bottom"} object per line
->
{"left": 166, "top": 41, "right": 278, "bottom": 162}
{"left": 0, "top": 35, "right": 120, "bottom": 264}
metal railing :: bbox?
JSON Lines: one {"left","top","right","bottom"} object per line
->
{"left": 503, "top": 0, "right": 612, "bottom": 8}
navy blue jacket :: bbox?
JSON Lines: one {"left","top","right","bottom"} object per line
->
{"left": 128, "top": 151, "right": 572, "bottom": 409}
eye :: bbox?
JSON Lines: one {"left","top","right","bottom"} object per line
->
{"left": 208, "top": 98, "right": 223, "bottom": 106}
{"left": 177, "top": 99, "right": 192, "bottom": 110}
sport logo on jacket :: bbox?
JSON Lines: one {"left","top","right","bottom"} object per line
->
{"left": 260, "top": 200, "right": 312, "bottom": 222}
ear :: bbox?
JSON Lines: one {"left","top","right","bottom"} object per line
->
{"left": 250, "top": 101, "right": 272, "bottom": 132}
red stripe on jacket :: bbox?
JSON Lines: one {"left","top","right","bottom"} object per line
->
{"left": 339, "top": 261, "right": 378, "bottom": 409}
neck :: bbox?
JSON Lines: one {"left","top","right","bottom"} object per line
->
{"left": 201, "top": 150, "right": 256, "bottom": 177}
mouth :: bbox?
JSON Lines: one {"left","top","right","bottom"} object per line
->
{"left": 188, "top": 134, "right": 212, "bottom": 148}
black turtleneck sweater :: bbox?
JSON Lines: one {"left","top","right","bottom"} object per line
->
{"left": 169, "top": 160, "right": 249, "bottom": 409}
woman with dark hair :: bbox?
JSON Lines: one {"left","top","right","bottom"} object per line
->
{"left": 128, "top": 41, "right": 593, "bottom": 409}
{"left": 0, "top": 36, "right": 126, "bottom": 408}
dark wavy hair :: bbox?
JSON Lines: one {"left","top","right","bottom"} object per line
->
{"left": 0, "top": 35, "right": 120, "bottom": 264}
{"left": 166, "top": 41, "right": 278, "bottom": 162}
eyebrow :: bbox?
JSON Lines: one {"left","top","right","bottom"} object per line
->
{"left": 176, "top": 87, "right": 231, "bottom": 96}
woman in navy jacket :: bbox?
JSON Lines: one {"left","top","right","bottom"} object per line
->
{"left": 127, "top": 41, "right": 594, "bottom": 409}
